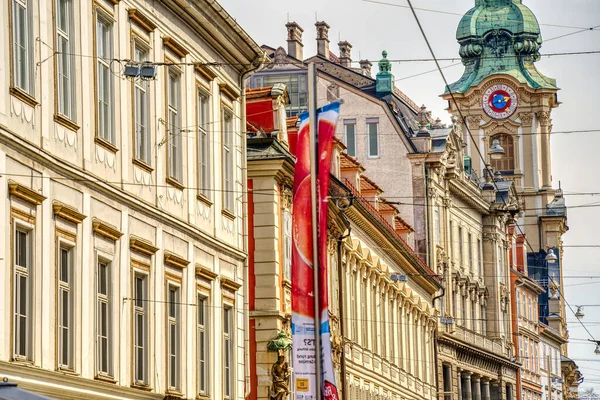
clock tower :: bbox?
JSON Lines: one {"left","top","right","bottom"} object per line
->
{"left": 443, "top": 0, "right": 568, "bottom": 344}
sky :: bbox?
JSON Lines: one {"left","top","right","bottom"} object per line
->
{"left": 219, "top": 0, "right": 600, "bottom": 391}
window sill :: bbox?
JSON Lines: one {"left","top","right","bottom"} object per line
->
{"left": 11, "top": 358, "right": 34, "bottom": 366}
{"left": 132, "top": 158, "right": 154, "bottom": 173}
{"left": 196, "top": 394, "right": 211, "bottom": 400}
{"left": 95, "top": 374, "right": 117, "bottom": 384}
{"left": 9, "top": 87, "right": 38, "bottom": 108}
{"left": 196, "top": 194, "right": 213, "bottom": 207}
{"left": 54, "top": 113, "right": 80, "bottom": 132}
{"left": 95, "top": 137, "right": 119, "bottom": 153}
{"left": 221, "top": 209, "right": 235, "bottom": 220}
{"left": 130, "top": 383, "right": 152, "bottom": 391}
{"left": 57, "top": 366, "right": 78, "bottom": 376}
{"left": 166, "top": 177, "right": 185, "bottom": 191}
{"left": 165, "top": 390, "right": 183, "bottom": 399}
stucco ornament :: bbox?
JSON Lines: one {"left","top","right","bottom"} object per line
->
{"left": 269, "top": 355, "right": 290, "bottom": 400}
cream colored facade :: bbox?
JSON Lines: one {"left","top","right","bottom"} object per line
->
{"left": 0, "top": 0, "right": 263, "bottom": 398}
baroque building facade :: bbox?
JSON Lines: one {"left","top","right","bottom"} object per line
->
{"left": 1, "top": 0, "right": 264, "bottom": 398}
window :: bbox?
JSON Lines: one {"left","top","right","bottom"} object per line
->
{"left": 481, "top": 304, "right": 486, "bottom": 335}
{"left": 96, "top": 13, "right": 114, "bottom": 144}
{"left": 251, "top": 73, "right": 307, "bottom": 117}
{"left": 197, "top": 90, "right": 210, "bottom": 198}
{"left": 490, "top": 134, "right": 515, "bottom": 172}
{"left": 222, "top": 109, "right": 234, "bottom": 212}
{"left": 344, "top": 120, "right": 356, "bottom": 157}
{"left": 97, "top": 260, "right": 111, "bottom": 375}
{"left": 168, "top": 69, "right": 183, "bottom": 182}
{"left": 12, "top": 0, "right": 34, "bottom": 94}
{"left": 13, "top": 226, "right": 33, "bottom": 360}
{"left": 167, "top": 284, "right": 180, "bottom": 390}
{"left": 361, "top": 280, "right": 367, "bottom": 347}
{"left": 477, "top": 239, "right": 482, "bottom": 276}
{"left": 366, "top": 119, "right": 379, "bottom": 158}
{"left": 58, "top": 246, "right": 74, "bottom": 368}
{"left": 468, "top": 233, "right": 473, "bottom": 273}
{"left": 283, "top": 210, "right": 292, "bottom": 281}
{"left": 134, "top": 43, "right": 151, "bottom": 164}
{"left": 133, "top": 274, "right": 148, "bottom": 385}
{"left": 497, "top": 245, "right": 504, "bottom": 283}
{"left": 96, "top": 260, "right": 112, "bottom": 376}
{"left": 223, "top": 305, "right": 234, "bottom": 398}
{"left": 458, "top": 226, "right": 464, "bottom": 267}
{"left": 197, "top": 295, "right": 209, "bottom": 395}
{"left": 449, "top": 220, "right": 454, "bottom": 258}
{"left": 56, "top": 0, "right": 75, "bottom": 120}
{"left": 434, "top": 207, "right": 440, "bottom": 246}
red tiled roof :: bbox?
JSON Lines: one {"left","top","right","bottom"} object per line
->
{"left": 378, "top": 198, "right": 397, "bottom": 212}
{"left": 329, "top": 52, "right": 340, "bottom": 63}
{"left": 360, "top": 175, "right": 383, "bottom": 193}
{"left": 395, "top": 215, "right": 414, "bottom": 232}
{"left": 246, "top": 86, "right": 273, "bottom": 99}
{"left": 340, "top": 153, "right": 363, "bottom": 170}
{"left": 333, "top": 136, "right": 347, "bottom": 149}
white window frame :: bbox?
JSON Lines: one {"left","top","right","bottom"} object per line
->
{"left": 222, "top": 109, "right": 234, "bottom": 212}
{"left": 197, "top": 294, "right": 209, "bottom": 395}
{"left": 96, "top": 257, "right": 112, "bottom": 376}
{"left": 133, "top": 41, "right": 151, "bottom": 165}
{"left": 283, "top": 209, "right": 292, "bottom": 281}
{"left": 58, "top": 242, "right": 75, "bottom": 369}
{"left": 56, "top": 0, "right": 76, "bottom": 120}
{"left": 12, "top": 0, "right": 35, "bottom": 94}
{"left": 366, "top": 118, "right": 379, "bottom": 158}
{"left": 95, "top": 11, "right": 114, "bottom": 144}
{"left": 167, "top": 68, "right": 183, "bottom": 183}
{"left": 13, "top": 221, "right": 34, "bottom": 361}
{"left": 197, "top": 89, "right": 211, "bottom": 199}
{"left": 167, "top": 283, "right": 180, "bottom": 391}
{"left": 223, "top": 304, "right": 234, "bottom": 399}
{"left": 343, "top": 119, "right": 356, "bottom": 157}
{"left": 133, "top": 273, "right": 148, "bottom": 385}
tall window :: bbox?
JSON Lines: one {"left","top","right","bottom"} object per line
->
{"left": 222, "top": 110, "right": 234, "bottom": 212}
{"left": 449, "top": 220, "right": 454, "bottom": 259}
{"left": 167, "top": 284, "right": 180, "bottom": 391}
{"left": 168, "top": 70, "right": 182, "bottom": 182}
{"left": 197, "top": 90, "right": 210, "bottom": 198}
{"left": 490, "top": 134, "right": 515, "bottom": 172}
{"left": 361, "top": 282, "right": 367, "bottom": 347}
{"left": 12, "top": 0, "right": 34, "bottom": 94}
{"left": 96, "top": 13, "right": 114, "bottom": 144}
{"left": 433, "top": 207, "right": 440, "bottom": 246}
{"left": 56, "top": 0, "right": 75, "bottom": 120}
{"left": 58, "top": 246, "right": 74, "bottom": 369}
{"left": 468, "top": 233, "right": 473, "bottom": 273}
{"left": 14, "top": 226, "right": 32, "bottom": 360}
{"left": 477, "top": 239, "right": 482, "bottom": 276}
{"left": 134, "top": 43, "right": 151, "bottom": 164}
{"left": 366, "top": 118, "right": 379, "bottom": 158}
{"left": 97, "top": 260, "right": 111, "bottom": 376}
{"left": 344, "top": 120, "right": 356, "bottom": 157}
{"left": 458, "top": 226, "right": 464, "bottom": 267}
{"left": 133, "top": 274, "right": 148, "bottom": 385}
{"left": 223, "top": 305, "right": 234, "bottom": 398}
{"left": 283, "top": 210, "right": 292, "bottom": 281}
{"left": 197, "top": 295, "right": 209, "bottom": 395}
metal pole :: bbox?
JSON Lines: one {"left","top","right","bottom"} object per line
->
{"left": 308, "top": 61, "right": 322, "bottom": 400}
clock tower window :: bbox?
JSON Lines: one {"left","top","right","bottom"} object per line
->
{"left": 490, "top": 134, "right": 514, "bottom": 172}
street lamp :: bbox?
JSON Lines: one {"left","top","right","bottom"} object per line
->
{"left": 545, "top": 248, "right": 558, "bottom": 264}
{"left": 488, "top": 139, "right": 505, "bottom": 160}
{"left": 575, "top": 306, "right": 585, "bottom": 319}
{"left": 589, "top": 340, "right": 600, "bottom": 355}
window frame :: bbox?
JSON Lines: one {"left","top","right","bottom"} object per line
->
{"left": 167, "top": 67, "right": 183, "bottom": 184}
{"left": 197, "top": 293, "right": 210, "bottom": 396}
{"left": 11, "top": 0, "right": 35, "bottom": 96}
{"left": 222, "top": 107, "right": 235, "bottom": 213}
{"left": 13, "top": 220, "right": 34, "bottom": 361}
{"left": 96, "top": 256, "right": 112, "bottom": 377}
{"left": 223, "top": 304, "right": 234, "bottom": 399}
{"left": 132, "top": 39, "right": 152, "bottom": 166}
{"left": 197, "top": 87, "right": 211, "bottom": 200}
{"left": 55, "top": 0, "right": 76, "bottom": 121}
{"left": 490, "top": 133, "right": 515, "bottom": 172}
{"left": 132, "top": 272, "right": 149, "bottom": 386}
{"left": 167, "top": 282, "right": 181, "bottom": 391}
{"left": 343, "top": 119, "right": 357, "bottom": 157}
{"left": 283, "top": 209, "right": 292, "bottom": 281}
{"left": 57, "top": 241, "right": 75, "bottom": 370}
{"left": 366, "top": 118, "right": 379, "bottom": 158}
{"left": 94, "top": 9, "right": 115, "bottom": 145}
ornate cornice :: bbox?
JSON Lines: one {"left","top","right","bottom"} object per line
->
{"left": 465, "top": 115, "right": 482, "bottom": 131}
{"left": 92, "top": 218, "right": 123, "bottom": 241}
{"left": 220, "top": 277, "right": 242, "bottom": 292}
{"left": 219, "top": 82, "right": 240, "bottom": 100}
{"left": 195, "top": 264, "right": 218, "bottom": 281}
{"left": 164, "top": 251, "right": 190, "bottom": 269}
{"left": 8, "top": 181, "right": 46, "bottom": 205}
{"left": 53, "top": 201, "right": 86, "bottom": 224}
{"left": 194, "top": 64, "right": 217, "bottom": 81}
{"left": 130, "top": 236, "right": 158, "bottom": 255}
{"left": 519, "top": 112, "right": 533, "bottom": 127}
{"left": 163, "top": 36, "right": 188, "bottom": 58}
{"left": 128, "top": 8, "right": 157, "bottom": 32}
{"left": 536, "top": 111, "right": 551, "bottom": 127}
{"left": 481, "top": 119, "right": 520, "bottom": 136}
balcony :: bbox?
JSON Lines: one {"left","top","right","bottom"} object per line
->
{"left": 451, "top": 324, "right": 507, "bottom": 357}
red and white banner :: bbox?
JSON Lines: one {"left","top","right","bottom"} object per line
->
{"left": 291, "top": 102, "right": 341, "bottom": 400}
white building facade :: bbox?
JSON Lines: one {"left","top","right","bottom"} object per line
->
{"left": 0, "top": 0, "right": 264, "bottom": 399}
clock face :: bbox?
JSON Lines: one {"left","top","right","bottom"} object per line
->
{"left": 482, "top": 84, "right": 518, "bottom": 119}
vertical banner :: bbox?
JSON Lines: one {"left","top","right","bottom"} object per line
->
{"left": 291, "top": 102, "right": 341, "bottom": 400}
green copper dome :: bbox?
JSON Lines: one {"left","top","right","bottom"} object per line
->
{"left": 447, "top": 0, "right": 557, "bottom": 93}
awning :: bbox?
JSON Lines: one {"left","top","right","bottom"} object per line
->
{"left": 0, "top": 382, "right": 56, "bottom": 400}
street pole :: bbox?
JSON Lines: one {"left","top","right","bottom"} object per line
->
{"left": 308, "top": 61, "right": 322, "bottom": 400}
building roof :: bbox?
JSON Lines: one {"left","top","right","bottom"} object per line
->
{"left": 395, "top": 215, "right": 414, "bottom": 232}
{"left": 286, "top": 116, "right": 299, "bottom": 129}
{"left": 360, "top": 175, "right": 383, "bottom": 193}
{"left": 340, "top": 153, "right": 363, "bottom": 170}
{"left": 246, "top": 86, "right": 274, "bottom": 99}
{"left": 378, "top": 198, "right": 397, "bottom": 212}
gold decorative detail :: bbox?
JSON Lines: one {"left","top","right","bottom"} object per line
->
{"left": 128, "top": 8, "right": 156, "bottom": 32}
{"left": 536, "top": 111, "right": 551, "bottom": 127}
{"left": 164, "top": 251, "right": 190, "bottom": 269}
{"left": 220, "top": 277, "right": 242, "bottom": 292}
{"left": 53, "top": 201, "right": 86, "bottom": 224}
{"left": 92, "top": 218, "right": 123, "bottom": 241}
{"left": 195, "top": 64, "right": 217, "bottom": 81}
{"left": 281, "top": 187, "right": 293, "bottom": 210}
{"left": 130, "top": 236, "right": 158, "bottom": 255}
{"left": 219, "top": 82, "right": 240, "bottom": 100}
{"left": 519, "top": 112, "right": 533, "bottom": 127}
{"left": 11, "top": 207, "right": 35, "bottom": 224}
{"left": 195, "top": 264, "right": 218, "bottom": 281}
{"left": 163, "top": 36, "right": 188, "bottom": 58}
{"left": 8, "top": 181, "right": 46, "bottom": 205}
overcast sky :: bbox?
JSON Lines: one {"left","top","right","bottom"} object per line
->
{"left": 220, "top": 0, "right": 600, "bottom": 389}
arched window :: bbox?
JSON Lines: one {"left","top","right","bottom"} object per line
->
{"left": 490, "top": 133, "right": 515, "bottom": 172}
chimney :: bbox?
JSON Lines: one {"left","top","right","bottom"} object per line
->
{"left": 338, "top": 41, "right": 352, "bottom": 67}
{"left": 413, "top": 105, "right": 432, "bottom": 153}
{"left": 285, "top": 22, "right": 304, "bottom": 60}
{"left": 359, "top": 59, "right": 372, "bottom": 77}
{"left": 315, "top": 21, "right": 330, "bottom": 59}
